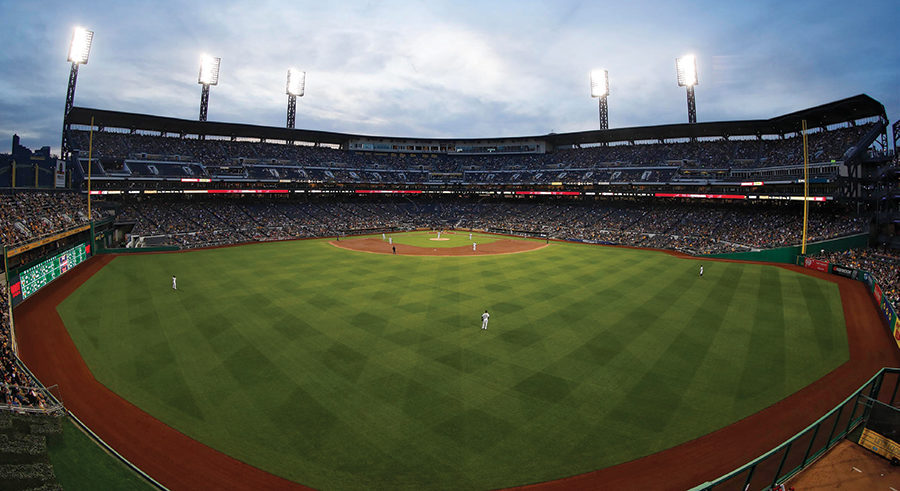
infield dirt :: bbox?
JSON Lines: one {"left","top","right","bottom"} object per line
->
{"left": 330, "top": 236, "right": 547, "bottom": 256}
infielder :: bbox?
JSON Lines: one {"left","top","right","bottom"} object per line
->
{"left": 172, "top": 275, "right": 177, "bottom": 290}
{"left": 473, "top": 242, "right": 477, "bottom": 252}
{"left": 481, "top": 310, "right": 490, "bottom": 330}
{"left": 389, "top": 237, "right": 392, "bottom": 245}
{"left": 469, "top": 233, "right": 472, "bottom": 240}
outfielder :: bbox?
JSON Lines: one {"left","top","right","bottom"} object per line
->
{"left": 172, "top": 275, "right": 177, "bottom": 290}
{"left": 481, "top": 310, "right": 490, "bottom": 330}
{"left": 699, "top": 265, "right": 704, "bottom": 277}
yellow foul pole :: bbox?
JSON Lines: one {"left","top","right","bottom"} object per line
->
{"left": 87, "top": 116, "right": 94, "bottom": 218}
{"left": 801, "top": 119, "right": 809, "bottom": 255}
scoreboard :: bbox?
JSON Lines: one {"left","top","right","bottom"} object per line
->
{"left": 9, "top": 243, "right": 91, "bottom": 307}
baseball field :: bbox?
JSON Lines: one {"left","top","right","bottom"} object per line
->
{"left": 51, "top": 231, "right": 849, "bottom": 489}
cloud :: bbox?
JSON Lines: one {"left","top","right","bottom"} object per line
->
{"left": 1, "top": 0, "right": 898, "bottom": 156}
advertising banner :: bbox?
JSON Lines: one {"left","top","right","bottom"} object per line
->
{"left": 874, "top": 283, "right": 883, "bottom": 305}
{"left": 893, "top": 316, "right": 900, "bottom": 350}
{"left": 829, "top": 264, "right": 855, "bottom": 279}
{"left": 881, "top": 298, "right": 896, "bottom": 327}
{"left": 54, "top": 161, "right": 66, "bottom": 188}
{"left": 804, "top": 257, "right": 828, "bottom": 272}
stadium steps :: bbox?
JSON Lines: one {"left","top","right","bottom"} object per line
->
{"left": 0, "top": 411, "right": 63, "bottom": 490}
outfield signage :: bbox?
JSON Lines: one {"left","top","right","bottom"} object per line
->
{"left": 852, "top": 269, "right": 900, "bottom": 352}
{"left": 9, "top": 242, "right": 91, "bottom": 307}
{"left": 655, "top": 193, "right": 746, "bottom": 199}
{"left": 514, "top": 191, "right": 580, "bottom": 196}
{"left": 830, "top": 264, "right": 856, "bottom": 279}
{"left": 355, "top": 190, "right": 424, "bottom": 194}
{"left": 894, "top": 317, "right": 900, "bottom": 351}
{"left": 803, "top": 258, "right": 828, "bottom": 272}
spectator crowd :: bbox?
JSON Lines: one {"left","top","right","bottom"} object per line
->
{"left": 118, "top": 197, "right": 866, "bottom": 255}
{"left": 1, "top": 282, "right": 50, "bottom": 411}
{"left": 812, "top": 247, "right": 900, "bottom": 308}
{"left": 0, "top": 192, "right": 105, "bottom": 248}
{"left": 69, "top": 123, "right": 873, "bottom": 185}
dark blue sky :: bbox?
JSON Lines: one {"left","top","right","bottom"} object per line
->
{"left": 1, "top": 0, "right": 898, "bottom": 154}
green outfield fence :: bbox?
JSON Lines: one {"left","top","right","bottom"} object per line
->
{"left": 691, "top": 367, "right": 900, "bottom": 491}
{"left": 704, "top": 233, "right": 869, "bottom": 263}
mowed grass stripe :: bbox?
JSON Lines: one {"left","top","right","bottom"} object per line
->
{"left": 55, "top": 235, "right": 849, "bottom": 490}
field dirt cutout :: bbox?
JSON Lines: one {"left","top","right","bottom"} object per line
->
{"left": 331, "top": 237, "right": 547, "bottom": 256}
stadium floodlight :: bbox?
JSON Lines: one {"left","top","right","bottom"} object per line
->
{"left": 67, "top": 27, "right": 94, "bottom": 65}
{"left": 590, "top": 69, "right": 609, "bottom": 98}
{"left": 590, "top": 69, "right": 610, "bottom": 130}
{"left": 62, "top": 26, "right": 94, "bottom": 162}
{"left": 286, "top": 68, "right": 305, "bottom": 129}
{"left": 675, "top": 54, "right": 698, "bottom": 124}
{"left": 286, "top": 68, "right": 305, "bottom": 97}
{"left": 198, "top": 54, "right": 221, "bottom": 86}
{"left": 675, "top": 54, "right": 697, "bottom": 87}
{"left": 197, "top": 54, "right": 220, "bottom": 121}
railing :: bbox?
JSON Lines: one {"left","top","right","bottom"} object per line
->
{"left": 691, "top": 367, "right": 900, "bottom": 490}
{"left": 0, "top": 381, "right": 65, "bottom": 415}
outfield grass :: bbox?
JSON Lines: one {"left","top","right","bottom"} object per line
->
{"left": 56, "top": 235, "right": 849, "bottom": 489}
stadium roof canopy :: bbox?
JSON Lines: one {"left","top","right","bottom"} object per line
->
{"left": 67, "top": 94, "right": 885, "bottom": 148}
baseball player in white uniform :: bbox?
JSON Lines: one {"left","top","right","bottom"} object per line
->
{"left": 473, "top": 242, "right": 477, "bottom": 252}
{"left": 481, "top": 310, "right": 490, "bottom": 330}
{"left": 172, "top": 275, "right": 177, "bottom": 290}
{"left": 699, "top": 265, "right": 704, "bottom": 277}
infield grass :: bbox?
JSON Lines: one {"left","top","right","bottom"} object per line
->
{"left": 57, "top": 234, "right": 849, "bottom": 489}
{"left": 387, "top": 230, "right": 502, "bottom": 248}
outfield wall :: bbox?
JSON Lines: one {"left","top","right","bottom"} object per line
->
{"left": 704, "top": 233, "right": 869, "bottom": 264}
{"left": 797, "top": 256, "right": 900, "bottom": 353}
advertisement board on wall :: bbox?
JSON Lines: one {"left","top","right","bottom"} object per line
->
{"left": 830, "top": 264, "right": 855, "bottom": 279}
{"left": 804, "top": 257, "right": 828, "bottom": 272}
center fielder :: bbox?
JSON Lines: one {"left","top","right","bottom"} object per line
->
{"left": 481, "top": 310, "right": 490, "bottom": 330}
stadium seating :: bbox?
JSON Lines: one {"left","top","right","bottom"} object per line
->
{"left": 117, "top": 198, "right": 864, "bottom": 254}
{"left": 69, "top": 123, "right": 874, "bottom": 185}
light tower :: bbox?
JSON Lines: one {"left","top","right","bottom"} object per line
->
{"left": 62, "top": 26, "right": 94, "bottom": 161}
{"left": 198, "top": 54, "right": 220, "bottom": 121}
{"left": 286, "top": 68, "right": 305, "bottom": 129}
{"left": 590, "top": 69, "right": 610, "bottom": 130}
{"left": 675, "top": 54, "right": 698, "bottom": 124}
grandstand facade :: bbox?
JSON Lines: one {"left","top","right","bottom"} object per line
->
{"left": 66, "top": 95, "right": 886, "bottom": 200}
